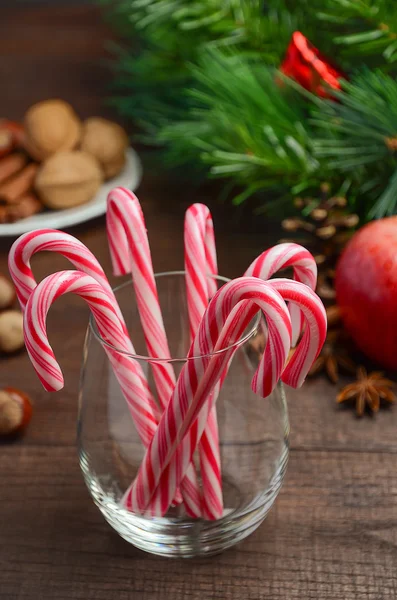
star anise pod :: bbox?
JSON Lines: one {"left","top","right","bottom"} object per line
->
{"left": 337, "top": 368, "right": 396, "bottom": 417}
{"left": 308, "top": 329, "right": 355, "bottom": 383}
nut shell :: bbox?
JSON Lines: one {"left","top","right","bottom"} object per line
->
{"left": 35, "top": 150, "right": 103, "bottom": 209}
{"left": 81, "top": 117, "right": 128, "bottom": 179}
{"left": 24, "top": 99, "right": 82, "bottom": 161}
{"left": 0, "top": 275, "right": 16, "bottom": 310}
{"left": 0, "top": 387, "right": 32, "bottom": 436}
{"left": 0, "top": 310, "right": 24, "bottom": 353}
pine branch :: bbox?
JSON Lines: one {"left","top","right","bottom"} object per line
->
{"left": 158, "top": 51, "right": 321, "bottom": 204}
{"left": 128, "top": 0, "right": 299, "bottom": 58}
{"left": 311, "top": 70, "right": 397, "bottom": 217}
{"left": 369, "top": 168, "right": 397, "bottom": 217}
{"left": 313, "top": 0, "right": 397, "bottom": 67}
{"left": 101, "top": 0, "right": 397, "bottom": 217}
{"left": 101, "top": 0, "right": 329, "bottom": 135}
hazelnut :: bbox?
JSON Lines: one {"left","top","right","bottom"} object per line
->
{"left": 81, "top": 117, "right": 128, "bottom": 179}
{"left": 0, "top": 275, "right": 16, "bottom": 310}
{"left": 0, "top": 387, "right": 32, "bottom": 436}
{"left": 24, "top": 99, "right": 82, "bottom": 161}
{"left": 35, "top": 150, "right": 103, "bottom": 209}
{"left": 0, "top": 310, "right": 24, "bottom": 353}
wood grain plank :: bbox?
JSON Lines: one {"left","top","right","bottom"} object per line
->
{"left": 1, "top": 447, "right": 396, "bottom": 599}
{"left": 0, "top": 4, "right": 115, "bottom": 120}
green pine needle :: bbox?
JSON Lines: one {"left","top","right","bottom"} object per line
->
{"left": 101, "top": 0, "right": 397, "bottom": 218}
{"left": 369, "top": 169, "right": 397, "bottom": 217}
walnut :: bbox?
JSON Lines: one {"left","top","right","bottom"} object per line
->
{"left": 81, "top": 117, "right": 128, "bottom": 179}
{"left": 35, "top": 150, "right": 103, "bottom": 209}
{"left": 24, "top": 99, "right": 82, "bottom": 161}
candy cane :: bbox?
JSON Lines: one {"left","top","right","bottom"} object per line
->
{"left": 268, "top": 279, "right": 326, "bottom": 387}
{"left": 184, "top": 203, "right": 222, "bottom": 519}
{"left": 185, "top": 204, "right": 218, "bottom": 340}
{"left": 179, "top": 239, "right": 316, "bottom": 518}
{"left": 23, "top": 271, "right": 160, "bottom": 447}
{"left": 123, "top": 276, "right": 326, "bottom": 517}
{"left": 212, "top": 272, "right": 325, "bottom": 389}
{"left": 8, "top": 228, "right": 155, "bottom": 406}
{"left": 154, "top": 277, "right": 326, "bottom": 514}
{"left": 245, "top": 243, "right": 317, "bottom": 346}
{"left": 122, "top": 277, "right": 293, "bottom": 516}
{"left": 9, "top": 229, "right": 119, "bottom": 311}
{"left": 107, "top": 187, "right": 201, "bottom": 517}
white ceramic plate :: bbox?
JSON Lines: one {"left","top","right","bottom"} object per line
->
{"left": 0, "top": 148, "right": 142, "bottom": 237}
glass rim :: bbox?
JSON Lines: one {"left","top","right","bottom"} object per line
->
{"left": 89, "top": 270, "right": 261, "bottom": 363}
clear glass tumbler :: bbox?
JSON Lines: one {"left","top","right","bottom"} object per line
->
{"left": 78, "top": 272, "right": 289, "bottom": 557}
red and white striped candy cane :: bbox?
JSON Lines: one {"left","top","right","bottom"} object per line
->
{"left": 177, "top": 239, "right": 316, "bottom": 518}
{"left": 123, "top": 276, "right": 326, "bottom": 516}
{"left": 268, "top": 279, "right": 326, "bottom": 388}
{"left": 9, "top": 229, "right": 119, "bottom": 311}
{"left": 219, "top": 243, "right": 317, "bottom": 381}
{"left": 122, "top": 277, "right": 293, "bottom": 516}
{"left": 107, "top": 187, "right": 201, "bottom": 517}
{"left": 107, "top": 188, "right": 175, "bottom": 409}
{"left": 150, "top": 277, "right": 326, "bottom": 515}
{"left": 209, "top": 272, "right": 326, "bottom": 389}
{"left": 184, "top": 204, "right": 218, "bottom": 340}
{"left": 245, "top": 243, "right": 317, "bottom": 346}
{"left": 23, "top": 270, "right": 161, "bottom": 447}
{"left": 184, "top": 203, "right": 222, "bottom": 519}
{"left": 8, "top": 228, "right": 155, "bottom": 406}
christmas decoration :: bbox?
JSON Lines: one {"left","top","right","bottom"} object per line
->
{"left": 335, "top": 217, "right": 397, "bottom": 370}
{"left": 337, "top": 368, "right": 396, "bottom": 417}
{"left": 102, "top": 0, "right": 397, "bottom": 219}
{"left": 280, "top": 32, "right": 343, "bottom": 98}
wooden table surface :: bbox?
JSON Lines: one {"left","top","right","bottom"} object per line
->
{"left": 1, "top": 5, "right": 396, "bottom": 599}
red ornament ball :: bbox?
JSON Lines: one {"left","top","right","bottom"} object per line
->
{"left": 335, "top": 217, "right": 397, "bottom": 369}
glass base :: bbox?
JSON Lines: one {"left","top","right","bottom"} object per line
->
{"left": 80, "top": 446, "right": 288, "bottom": 558}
